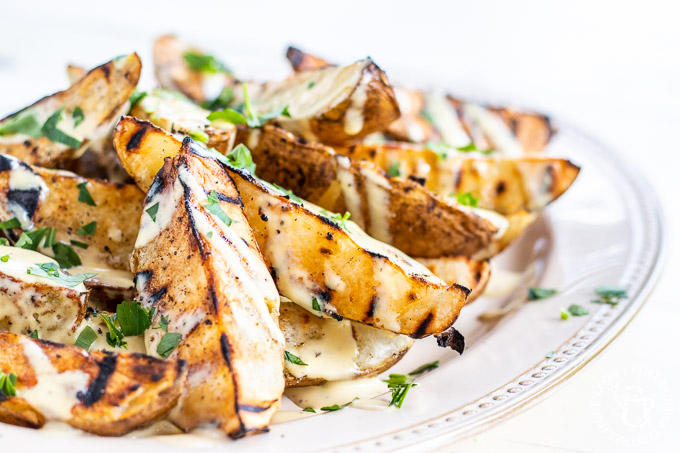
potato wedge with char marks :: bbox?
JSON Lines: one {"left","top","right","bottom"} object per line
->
{"left": 113, "top": 120, "right": 470, "bottom": 337}
{"left": 341, "top": 141, "right": 580, "bottom": 214}
{"left": 416, "top": 256, "right": 490, "bottom": 303}
{"left": 0, "top": 54, "right": 141, "bottom": 167}
{"left": 0, "top": 331, "right": 186, "bottom": 436}
{"left": 235, "top": 125, "right": 496, "bottom": 258}
{"left": 131, "top": 142, "right": 284, "bottom": 437}
{"left": 285, "top": 47, "right": 555, "bottom": 154}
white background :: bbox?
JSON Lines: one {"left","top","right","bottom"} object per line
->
{"left": 0, "top": 1, "right": 678, "bottom": 451}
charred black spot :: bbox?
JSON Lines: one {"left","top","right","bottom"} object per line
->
{"left": 0, "top": 393, "right": 7, "bottom": 402}
{"left": 101, "top": 64, "right": 111, "bottom": 81}
{"left": 7, "top": 188, "right": 41, "bottom": 219}
{"left": 0, "top": 155, "right": 13, "bottom": 172}
{"left": 209, "top": 285, "right": 219, "bottom": 312}
{"left": 78, "top": 354, "right": 118, "bottom": 406}
{"left": 320, "top": 247, "right": 332, "bottom": 255}
{"left": 475, "top": 271, "right": 482, "bottom": 283}
{"left": 366, "top": 250, "right": 387, "bottom": 260}
{"left": 366, "top": 295, "right": 378, "bottom": 318}
{"left": 129, "top": 384, "right": 140, "bottom": 392}
{"left": 133, "top": 270, "right": 152, "bottom": 287}
{"left": 318, "top": 291, "right": 331, "bottom": 302}
{"left": 259, "top": 212, "right": 269, "bottom": 222}
{"left": 509, "top": 117, "right": 519, "bottom": 135}
{"left": 238, "top": 401, "right": 275, "bottom": 413}
{"left": 23, "top": 140, "right": 31, "bottom": 147}
{"left": 269, "top": 266, "right": 277, "bottom": 281}
{"left": 297, "top": 137, "right": 307, "bottom": 145}
{"left": 146, "top": 167, "right": 165, "bottom": 200}
{"left": 408, "top": 175, "right": 426, "bottom": 186}
{"left": 436, "top": 327, "right": 465, "bottom": 354}
{"left": 413, "top": 312, "right": 434, "bottom": 338}
{"left": 325, "top": 232, "right": 333, "bottom": 240}
{"left": 215, "top": 192, "right": 240, "bottom": 205}
{"left": 126, "top": 127, "right": 147, "bottom": 152}
{"left": 496, "top": 181, "right": 506, "bottom": 195}
{"left": 148, "top": 287, "right": 167, "bottom": 305}
{"left": 150, "top": 372, "right": 164, "bottom": 382}
{"left": 454, "top": 169, "right": 463, "bottom": 190}
{"left": 219, "top": 333, "right": 233, "bottom": 367}
{"left": 328, "top": 311, "right": 344, "bottom": 321}
{"left": 204, "top": 319, "right": 212, "bottom": 325}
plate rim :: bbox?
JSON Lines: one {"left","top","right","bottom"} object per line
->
{"left": 325, "top": 121, "right": 667, "bottom": 452}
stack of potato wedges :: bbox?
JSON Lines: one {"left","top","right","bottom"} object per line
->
{"left": 0, "top": 36, "right": 579, "bottom": 439}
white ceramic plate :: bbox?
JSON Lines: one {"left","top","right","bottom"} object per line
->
{"left": 0, "top": 118, "right": 664, "bottom": 451}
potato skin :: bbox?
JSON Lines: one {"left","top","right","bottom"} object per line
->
{"left": 0, "top": 331, "right": 186, "bottom": 436}
{"left": 0, "top": 54, "right": 141, "bottom": 167}
{"left": 131, "top": 144, "right": 284, "bottom": 438}
{"left": 0, "top": 156, "right": 144, "bottom": 271}
{"left": 341, "top": 141, "right": 580, "bottom": 215}
{"left": 416, "top": 257, "right": 490, "bottom": 303}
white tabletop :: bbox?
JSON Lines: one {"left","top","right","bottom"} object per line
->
{"left": 1, "top": 1, "right": 678, "bottom": 451}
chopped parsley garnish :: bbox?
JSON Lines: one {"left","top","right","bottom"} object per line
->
{"left": 0, "top": 238, "right": 7, "bottom": 246}
{"left": 561, "top": 304, "right": 590, "bottom": 320}
{"left": 0, "top": 110, "right": 42, "bottom": 138}
{"left": 0, "top": 218, "right": 20, "bottom": 229}
{"left": 202, "top": 87, "right": 234, "bottom": 111}
{"left": 426, "top": 141, "right": 494, "bottom": 160}
{"left": 76, "top": 221, "right": 97, "bottom": 236}
{"left": 188, "top": 129, "right": 209, "bottom": 144}
{"left": 225, "top": 144, "right": 257, "bottom": 174}
{"left": 0, "top": 371, "right": 17, "bottom": 397}
{"left": 15, "top": 227, "right": 54, "bottom": 251}
{"left": 0, "top": 255, "right": 8, "bottom": 262}
{"left": 409, "top": 360, "right": 440, "bottom": 376}
{"left": 100, "top": 313, "right": 127, "bottom": 348}
{"left": 129, "top": 89, "right": 147, "bottom": 109}
{"left": 146, "top": 203, "right": 160, "bottom": 222}
{"left": 272, "top": 183, "right": 303, "bottom": 204}
{"left": 528, "top": 287, "right": 558, "bottom": 301}
{"left": 303, "top": 407, "right": 316, "bottom": 413}
{"left": 51, "top": 242, "right": 82, "bottom": 268}
{"left": 43, "top": 227, "right": 57, "bottom": 248}
{"left": 157, "top": 332, "right": 182, "bottom": 358}
{"left": 41, "top": 107, "right": 82, "bottom": 148}
{"left": 387, "top": 161, "right": 401, "bottom": 177}
{"left": 383, "top": 374, "right": 418, "bottom": 408}
{"left": 311, "top": 297, "right": 321, "bottom": 311}
{"left": 207, "top": 108, "right": 247, "bottom": 125}
{"left": 159, "top": 315, "right": 169, "bottom": 332}
{"left": 322, "top": 210, "right": 351, "bottom": 231}
{"left": 204, "top": 190, "right": 234, "bottom": 226}
{"left": 74, "top": 326, "right": 97, "bottom": 350}
{"left": 183, "top": 51, "right": 230, "bottom": 74}
{"left": 116, "top": 301, "right": 153, "bottom": 337}
{"left": 284, "top": 351, "right": 308, "bottom": 366}
{"left": 76, "top": 181, "right": 96, "bottom": 206}
{"left": 546, "top": 351, "right": 554, "bottom": 358}
{"left": 206, "top": 231, "right": 213, "bottom": 238}
{"left": 320, "top": 398, "right": 358, "bottom": 412}
{"left": 72, "top": 107, "right": 84, "bottom": 127}
{"left": 592, "top": 286, "right": 628, "bottom": 306}
{"left": 206, "top": 84, "right": 289, "bottom": 127}
{"left": 14, "top": 232, "right": 35, "bottom": 249}
{"left": 27, "top": 262, "right": 94, "bottom": 287}
{"left": 70, "top": 240, "right": 88, "bottom": 249}
{"left": 29, "top": 330, "right": 38, "bottom": 339}
{"left": 450, "top": 191, "right": 479, "bottom": 207}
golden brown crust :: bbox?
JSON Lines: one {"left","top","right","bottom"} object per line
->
{"left": 0, "top": 331, "right": 186, "bottom": 436}
{"left": 341, "top": 141, "right": 580, "bottom": 214}
{"left": 236, "top": 125, "right": 496, "bottom": 258}
{"left": 416, "top": 257, "right": 491, "bottom": 303}
{"left": 0, "top": 54, "right": 141, "bottom": 167}
{"left": 286, "top": 46, "right": 331, "bottom": 72}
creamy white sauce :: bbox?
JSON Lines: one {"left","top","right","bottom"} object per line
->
{"left": 285, "top": 318, "right": 358, "bottom": 380}
{"left": 424, "top": 92, "right": 470, "bottom": 147}
{"left": 69, "top": 265, "right": 133, "bottom": 289}
{"left": 482, "top": 268, "right": 523, "bottom": 298}
{"left": 343, "top": 71, "right": 371, "bottom": 135}
{"left": 462, "top": 103, "right": 522, "bottom": 157}
{"left": 285, "top": 377, "right": 388, "bottom": 411}
{"left": 270, "top": 410, "right": 316, "bottom": 424}
{"left": 140, "top": 90, "right": 213, "bottom": 134}
{"left": 18, "top": 339, "right": 90, "bottom": 420}
{"left": 135, "top": 175, "right": 184, "bottom": 248}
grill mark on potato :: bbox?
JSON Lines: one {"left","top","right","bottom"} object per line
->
{"left": 126, "top": 127, "right": 148, "bottom": 152}
{"left": 544, "top": 165, "right": 556, "bottom": 194}
{"left": 219, "top": 333, "right": 232, "bottom": 367}
{"left": 148, "top": 287, "right": 167, "bottom": 305}
{"left": 101, "top": 63, "right": 111, "bottom": 81}
{"left": 214, "top": 192, "right": 241, "bottom": 205}
{"left": 365, "top": 295, "right": 378, "bottom": 318}
{"left": 408, "top": 175, "right": 426, "bottom": 186}
{"left": 133, "top": 270, "right": 152, "bottom": 287}
{"left": 496, "top": 180, "right": 506, "bottom": 196}
{"left": 413, "top": 312, "right": 434, "bottom": 338}
{"left": 77, "top": 353, "right": 118, "bottom": 406}
{"left": 237, "top": 401, "right": 276, "bottom": 413}
{"left": 7, "top": 188, "right": 41, "bottom": 219}
{"left": 0, "top": 155, "right": 13, "bottom": 171}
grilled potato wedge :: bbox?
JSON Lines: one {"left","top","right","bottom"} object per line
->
{"left": 130, "top": 89, "right": 236, "bottom": 154}
{"left": 113, "top": 120, "right": 470, "bottom": 337}
{"left": 281, "top": 301, "right": 414, "bottom": 387}
{"left": 416, "top": 257, "right": 490, "bottom": 303}
{"left": 131, "top": 143, "right": 284, "bottom": 437}
{"left": 0, "top": 246, "right": 87, "bottom": 337}
{"left": 153, "top": 35, "right": 235, "bottom": 104}
{"left": 473, "top": 210, "right": 538, "bottom": 260}
{"left": 341, "top": 141, "right": 580, "bottom": 214}
{"left": 0, "top": 331, "right": 186, "bottom": 436}
{"left": 285, "top": 47, "right": 554, "bottom": 154}
{"left": 0, "top": 54, "right": 141, "bottom": 167}
{"left": 235, "top": 125, "right": 496, "bottom": 258}
{"left": 0, "top": 154, "right": 143, "bottom": 271}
